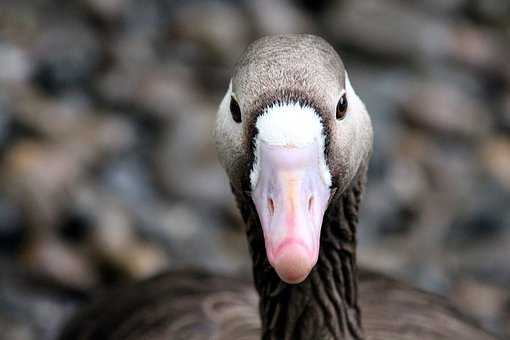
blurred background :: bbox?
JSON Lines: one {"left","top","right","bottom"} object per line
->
{"left": 0, "top": 0, "right": 509, "bottom": 339}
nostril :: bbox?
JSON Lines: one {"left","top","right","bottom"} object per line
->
{"left": 308, "top": 196, "right": 314, "bottom": 212}
{"left": 268, "top": 198, "right": 275, "bottom": 216}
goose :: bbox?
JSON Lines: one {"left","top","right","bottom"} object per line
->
{"left": 58, "top": 34, "right": 500, "bottom": 340}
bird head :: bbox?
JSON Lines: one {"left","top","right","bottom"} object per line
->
{"left": 215, "top": 34, "right": 373, "bottom": 283}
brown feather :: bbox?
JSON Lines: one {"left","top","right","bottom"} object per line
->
{"left": 59, "top": 269, "right": 499, "bottom": 340}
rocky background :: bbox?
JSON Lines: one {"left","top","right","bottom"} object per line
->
{"left": 0, "top": 0, "right": 509, "bottom": 339}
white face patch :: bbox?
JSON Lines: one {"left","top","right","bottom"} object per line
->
{"left": 255, "top": 102, "right": 322, "bottom": 147}
{"left": 250, "top": 102, "right": 332, "bottom": 189}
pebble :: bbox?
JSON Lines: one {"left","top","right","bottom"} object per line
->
{"left": 82, "top": 0, "right": 127, "bottom": 20}
{"left": 324, "top": 0, "right": 452, "bottom": 60}
{"left": 156, "top": 103, "right": 232, "bottom": 205}
{"left": 0, "top": 93, "right": 11, "bottom": 146}
{"left": 20, "top": 237, "right": 98, "bottom": 289}
{"left": 31, "top": 21, "right": 101, "bottom": 94}
{"left": 400, "top": 81, "right": 490, "bottom": 138}
{"left": 168, "top": 2, "right": 250, "bottom": 64}
{"left": 248, "top": 0, "right": 315, "bottom": 35}
{"left": 479, "top": 136, "right": 510, "bottom": 190}
{"left": 87, "top": 197, "right": 169, "bottom": 279}
{"left": 0, "top": 43, "right": 32, "bottom": 83}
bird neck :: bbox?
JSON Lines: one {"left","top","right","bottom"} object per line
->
{"left": 234, "top": 165, "right": 366, "bottom": 340}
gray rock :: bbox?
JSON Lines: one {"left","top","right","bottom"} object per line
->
{"left": 0, "top": 198, "right": 22, "bottom": 253}
{"left": 248, "top": 0, "right": 315, "bottom": 36}
{"left": 449, "top": 24, "right": 509, "bottom": 74}
{"left": 500, "top": 92, "right": 510, "bottom": 131}
{"left": 470, "top": 0, "right": 510, "bottom": 24}
{"left": 0, "top": 260, "right": 76, "bottom": 340}
{"left": 479, "top": 136, "right": 510, "bottom": 191}
{"left": 97, "top": 63, "right": 199, "bottom": 120}
{"left": 81, "top": 0, "right": 128, "bottom": 20}
{"left": 399, "top": 80, "right": 491, "bottom": 138}
{"left": 32, "top": 21, "right": 102, "bottom": 94}
{"left": 156, "top": 103, "right": 231, "bottom": 205}
{"left": 323, "top": 0, "right": 452, "bottom": 61}
{"left": 0, "top": 93, "right": 10, "bottom": 146}
{"left": 168, "top": 2, "right": 250, "bottom": 64}
{"left": 0, "top": 43, "right": 32, "bottom": 84}
{"left": 407, "top": 0, "right": 469, "bottom": 15}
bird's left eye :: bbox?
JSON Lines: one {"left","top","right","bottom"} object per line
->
{"left": 336, "top": 93, "right": 348, "bottom": 120}
{"left": 230, "top": 96, "right": 242, "bottom": 123}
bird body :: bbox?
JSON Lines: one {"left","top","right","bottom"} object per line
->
{"left": 59, "top": 270, "right": 496, "bottom": 340}
{"left": 59, "top": 34, "right": 500, "bottom": 340}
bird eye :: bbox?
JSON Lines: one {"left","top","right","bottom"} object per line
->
{"left": 230, "top": 96, "right": 242, "bottom": 123}
{"left": 336, "top": 93, "right": 348, "bottom": 120}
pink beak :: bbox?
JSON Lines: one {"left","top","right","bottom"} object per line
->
{"left": 252, "top": 141, "right": 330, "bottom": 284}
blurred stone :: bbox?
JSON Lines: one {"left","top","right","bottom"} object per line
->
{"left": 421, "top": 139, "right": 479, "bottom": 201}
{"left": 88, "top": 199, "right": 168, "bottom": 279}
{"left": 1, "top": 141, "right": 83, "bottom": 227}
{"left": 469, "top": 0, "right": 510, "bottom": 24}
{"left": 450, "top": 24, "right": 509, "bottom": 74}
{"left": 117, "top": 0, "right": 165, "bottom": 37}
{"left": 0, "top": 197, "right": 23, "bottom": 253}
{"left": 451, "top": 278, "right": 508, "bottom": 329}
{"left": 479, "top": 137, "right": 510, "bottom": 190}
{"left": 82, "top": 0, "right": 128, "bottom": 20}
{"left": 501, "top": 91, "right": 510, "bottom": 131}
{"left": 0, "top": 313, "right": 35, "bottom": 340}
{"left": 0, "top": 93, "right": 11, "bottom": 146}
{"left": 0, "top": 259, "right": 77, "bottom": 340}
{"left": 449, "top": 226, "right": 510, "bottom": 287}
{"left": 249, "top": 0, "right": 315, "bottom": 35}
{"left": 88, "top": 115, "right": 137, "bottom": 156}
{"left": 451, "top": 209, "right": 508, "bottom": 246}
{"left": 88, "top": 201, "right": 136, "bottom": 259}
{"left": 358, "top": 243, "right": 409, "bottom": 274}
{"left": 148, "top": 204, "right": 202, "bottom": 243}
{"left": 412, "top": 262, "right": 450, "bottom": 293}
{"left": 97, "top": 63, "right": 198, "bottom": 120}
{"left": 0, "top": 43, "right": 32, "bottom": 83}
{"left": 505, "top": 302, "right": 510, "bottom": 337}
{"left": 400, "top": 81, "right": 490, "bottom": 138}
{"left": 13, "top": 87, "right": 136, "bottom": 153}
{"left": 31, "top": 21, "right": 102, "bottom": 94}
{"left": 13, "top": 88, "right": 92, "bottom": 139}
{"left": 134, "top": 202, "right": 249, "bottom": 274}
{"left": 387, "top": 158, "right": 427, "bottom": 208}
{"left": 0, "top": 1, "right": 43, "bottom": 47}
{"left": 324, "top": 0, "right": 452, "bottom": 60}
{"left": 169, "top": 2, "right": 250, "bottom": 64}
{"left": 4, "top": 324, "right": 34, "bottom": 340}
{"left": 111, "top": 32, "right": 158, "bottom": 68}
{"left": 100, "top": 155, "right": 155, "bottom": 206}
{"left": 114, "top": 241, "right": 168, "bottom": 279}
{"left": 0, "top": 114, "right": 134, "bottom": 237}
{"left": 156, "top": 104, "right": 231, "bottom": 204}
{"left": 20, "top": 238, "right": 97, "bottom": 289}
{"left": 408, "top": 0, "right": 468, "bottom": 15}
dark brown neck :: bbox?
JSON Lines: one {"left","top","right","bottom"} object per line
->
{"left": 234, "top": 166, "right": 366, "bottom": 340}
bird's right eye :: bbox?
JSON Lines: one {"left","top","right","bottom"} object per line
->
{"left": 230, "top": 96, "right": 242, "bottom": 123}
{"left": 336, "top": 92, "right": 348, "bottom": 120}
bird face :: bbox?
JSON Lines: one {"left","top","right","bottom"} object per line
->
{"left": 249, "top": 101, "right": 332, "bottom": 284}
{"left": 215, "top": 35, "right": 372, "bottom": 284}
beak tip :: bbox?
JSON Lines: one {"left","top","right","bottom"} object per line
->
{"left": 271, "top": 243, "right": 316, "bottom": 284}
